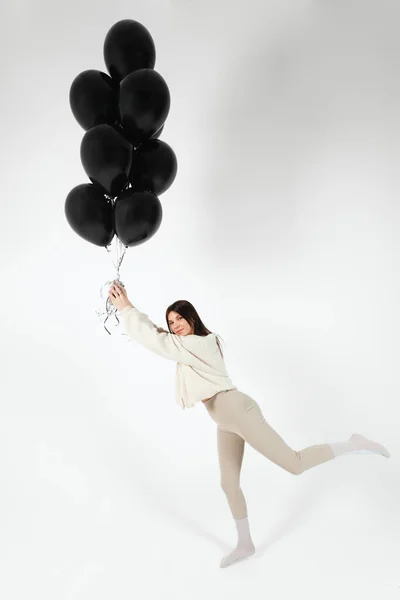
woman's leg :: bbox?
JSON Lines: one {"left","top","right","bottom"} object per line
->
{"left": 236, "top": 397, "right": 390, "bottom": 473}
{"left": 206, "top": 389, "right": 390, "bottom": 569}
{"left": 217, "top": 428, "right": 247, "bottom": 519}
{"left": 217, "top": 427, "right": 255, "bottom": 568}
{"left": 234, "top": 399, "right": 333, "bottom": 474}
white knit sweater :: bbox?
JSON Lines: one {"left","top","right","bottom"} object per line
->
{"left": 119, "top": 305, "right": 237, "bottom": 409}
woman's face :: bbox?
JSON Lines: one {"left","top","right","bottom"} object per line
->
{"left": 167, "top": 311, "right": 193, "bottom": 335}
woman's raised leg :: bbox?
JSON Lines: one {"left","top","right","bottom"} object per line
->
{"left": 236, "top": 400, "right": 335, "bottom": 474}
{"left": 236, "top": 398, "right": 390, "bottom": 473}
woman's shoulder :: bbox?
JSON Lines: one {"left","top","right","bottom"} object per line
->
{"left": 180, "top": 332, "right": 217, "bottom": 348}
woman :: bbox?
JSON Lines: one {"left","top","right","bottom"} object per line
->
{"left": 108, "top": 281, "right": 391, "bottom": 569}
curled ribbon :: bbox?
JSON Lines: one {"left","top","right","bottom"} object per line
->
{"left": 95, "top": 236, "right": 129, "bottom": 336}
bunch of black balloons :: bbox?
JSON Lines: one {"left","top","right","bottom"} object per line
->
{"left": 65, "top": 19, "right": 178, "bottom": 249}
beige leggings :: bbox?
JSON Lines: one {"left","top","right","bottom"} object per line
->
{"left": 204, "top": 388, "right": 335, "bottom": 520}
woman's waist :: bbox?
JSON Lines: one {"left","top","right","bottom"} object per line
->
{"left": 202, "top": 387, "right": 237, "bottom": 403}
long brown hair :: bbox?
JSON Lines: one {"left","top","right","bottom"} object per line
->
{"left": 165, "top": 300, "right": 225, "bottom": 358}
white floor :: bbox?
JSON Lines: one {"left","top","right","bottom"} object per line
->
{"left": 1, "top": 414, "right": 398, "bottom": 600}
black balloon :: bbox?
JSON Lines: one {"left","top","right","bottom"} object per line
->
{"left": 104, "top": 19, "right": 156, "bottom": 82}
{"left": 119, "top": 69, "right": 170, "bottom": 146}
{"left": 69, "top": 70, "right": 119, "bottom": 131}
{"left": 130, "top": 139, "right": 177, "bottom": 196}
{"left": 113, "top": 116, "right": 165, "bottom": 149}
{"left": 65, "top": 183, "right": 115, "bottom": 246}
{"left": 114, "top": 189, "right": 162, "bottom": 247}
{"left": 80, "top": 124, "right": 133, "bottom": 197}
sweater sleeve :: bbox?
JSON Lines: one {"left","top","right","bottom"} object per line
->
{"left": 119, "top": 305, "right": 208, "bottom": 365}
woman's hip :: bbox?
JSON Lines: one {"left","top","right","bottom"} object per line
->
{"left": 204, "top": 388, "right": 261, "bottom": 431}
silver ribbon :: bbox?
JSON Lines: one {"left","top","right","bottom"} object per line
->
{"left": 95, "top": 229, "right": 130, "bottom": 336}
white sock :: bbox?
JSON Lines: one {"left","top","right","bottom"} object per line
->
{"left": 220, "top": 517, "right": 255, "bottom": 569}
{"left": 328, "top": 433, "right": 391, "bottom": 458}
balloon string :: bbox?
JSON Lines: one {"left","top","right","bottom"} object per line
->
{"left": 95, "top": 196, "right": 130, "bottom": 336}
{"left": 95, "top": 240, "right": 129, "bottom": 335}
{"left": 106, "top": 236, "right": 127, "bottom": 277}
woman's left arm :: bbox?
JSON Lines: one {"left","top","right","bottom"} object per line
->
{"left": 108, "top": 282, "right": 208, "bottom": 364}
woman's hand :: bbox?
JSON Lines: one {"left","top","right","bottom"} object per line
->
{"left": 108, "top": 281, "right": 133, "bottom": 312}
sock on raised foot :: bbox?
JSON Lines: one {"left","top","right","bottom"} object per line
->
{"left": 328, "top": 433, "right": 390, "bottom": 458}
{"left": 220, "top": 517, "right": 256, "bottom": 569}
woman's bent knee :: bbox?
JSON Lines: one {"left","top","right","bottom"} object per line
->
{"left": 285, "top": 451, "right": 304, "bottom": 475}
{"left": 289, "top": 464, "right": 303, "bottom": 475}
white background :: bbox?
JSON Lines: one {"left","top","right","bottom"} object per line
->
{"left": 1, "top": 0, "right": 399, "bottom": 597}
